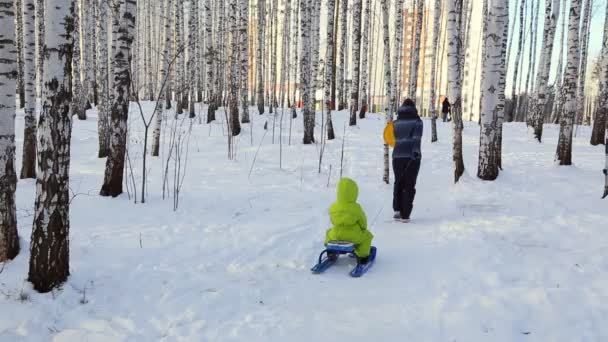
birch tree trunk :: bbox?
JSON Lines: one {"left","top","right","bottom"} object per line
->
{"left": 175, "top": 0, "right": 185, "bottom": 115}
{"left": 15, "top": 0, "right": 25, "bottom": 109}
{"left": 205, "top": 0, "right": 216, "bottom": 122}
{"left": 28, "top": 0, "right": 74, "bottom": 293}
{"left": 349, "top": 0, "right": 362, "bottom": 126}
{"left": 100, "top": 0, "right": 136, "bottom": 197}
{"left": 71, "top": 0, "right": 88, "bottom": 120}
{"left": 508, "top": 0, "right": 526, "bottom": 122}
{"left": 239, "top": 0, "right": 249, "bottom": 123}
{"left": 325, "top": 0, "right": 336, "bottom": 139}
{"left": 20, "top": 0, "right": 37, "bottom": 179}
{"left": 495, "top": 0, "right": 509, "bottom": 170}
{"left": 603, "top": 136, "right": 608, "bottom": 198}
{"left": 96, "top": 0, "right": 110, "bottom": 157}
{"left": 392, "top": 0, "right": 403, "bottom": 104}
{"left": 532, "top": 0, "right": 560, "bottom": 142}
{"left": 301, "top": 0, "right": 314, "bottom": 143}
{"left": 591, "top": 0, "right": 608, "bottom": 146}
{"left": 35, "top": 0, "right": 44, "bottom": 96}
{"left": 0, "top": 0, "right": 20, "bottom": 262}
{"left": 188, "top": 0, "right": 198, "bottom": 118}
{"left": 447, "top": 0, "right": 464, "bottom": 182}
{"left": 358, "top": 0, "right": 371, "bottom": 119}
{"left": 337, "top": 0, "right": 347, "bottom": 110}
{"left": 477, "top": 0, "right": 508, "bottom": 181}
{"left": 152, "top": 0, "right": 173, "bottom": 157}
{"left": 550, "top": 2, "right": 567, "bottom": 124}
{"left": 256, "top": 0, "right": 265, "bottom": 115}
{"left": 84, "top": 0, "right": 96, "bottom": 104}
{"left": 228, "top": 0, "right": 241, "bottom": 136}
{"left": 381, "top": 0, "right": 393, "bottom": 184}
{"left": 575, "top": 0, "right": 592, "bottom": 125}
{"left": 556, "top": 0, "right": 582, "bottom": 166}
{"left": 429, "top": 0, "right": 441, "bottom": 143}
{"left": 409, "top": 0, "right": 424, "bottom": 101}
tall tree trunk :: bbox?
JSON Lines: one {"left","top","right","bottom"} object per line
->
{"left": 205, "top": 0, "right": 216, "bottom": 122}
{"left": 20, "top": 0, "right": 37, "bottom": 179}
{"left": 175, "top": 0, "right": 185, "bottom": 115}
{"left": 96, "top": 0, "right": 110, "bottom": 157}
{"left": 239, "top": 0, "right": 250, "bottom": 123}
{"left": 256, "top": 0, "right": 265, "bottom": 115}
{"left": 591, "top": 0, "right": 608, "bottom": 146}
{"left": 392, "top": 0, "right": 403, "bottom": 105}
{"left": 71, "top": 0, "right": 88, "bottom": 120}
{"left": 35, "top": 0, "right": 44, "bottom": 97}
{"left": 325, "top": 0, "right": 336, "bottom": 139}
{"left": 532, "top": 0, "right": 560, "bottom": 142}
{"left": 228, "top": 0, "right": 241, "bottom": 136}
{"left": 550, "top": 1, "right": 567, "bottom": 125}
{"left": 409, "top": 0, "right": 424, "bottom": 101}
{"left": 556, "top": 0, "right": 582, "bottom": 166}
{"left": 0, "top": 0, "right": 20, "bottom": 262}
{"left": 15, "top": 0, "right": 25, "bottom": 109}
{"left": 100, "top": 0, "right": 136, "bottom": 197}
{"left": 29, "top": 0, "right": 74, "bottom": 293}
{"left": 349, "top": 0, "right": 362, "bottom": 126}
{"left": 381, "top": 0, "right": 393, "bottom": 184}
{"left": 337, "top": 0, "right": 347, "bottom": 110}
{"left": 508, "top": 0, "right": 526, "bottom": 122}
{"left": 429, "top": 0, "right": 441, "bottom": 143}
{"left": 359, "top": 0, "right": 371, "bottom": 119}
{"left": 575, "top": 0, "right": 592, "bottom": 126}
{"left": 301, "top": 0, "right": 314, "bottom": 143}
{"left": 447, "top": 0, "right": 464, "bottom": 182}
{"left": 477, "top": 0, "right": 508, "bottom": 181}
{"left": 188, "top": 0, "right": 198, "bottom": 118}
{"left": 495, "top": 0, "right": 509, "bottom": 170}
{"left": 152, "top": 0, "right": 173, "bottom": 157}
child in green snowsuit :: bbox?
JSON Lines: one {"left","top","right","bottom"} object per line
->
{"left": 325, "top": 178, "right": 374, "bottom": 263}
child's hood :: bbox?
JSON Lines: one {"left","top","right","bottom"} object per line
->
{"left": 336, "top": 178, "right": 359, "bottom": 203}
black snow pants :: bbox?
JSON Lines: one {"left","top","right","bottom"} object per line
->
{"left": 392, "top": 158, "right": 421, "bottom": 219}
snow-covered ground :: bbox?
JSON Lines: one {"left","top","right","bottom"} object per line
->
{"left": 1, "top": 104, "right": 607, "bottom": 342}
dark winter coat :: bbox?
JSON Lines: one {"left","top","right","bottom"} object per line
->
{"left": 442, "top": 99, "right": 451, "bottom": 114}
{"left": 393, "top": 104, "right": 423, "bottom": 160}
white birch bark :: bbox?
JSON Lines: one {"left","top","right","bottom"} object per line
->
{"left": 575, "top": 0, "right": 592, "bottom": 125}
{"left": 508, "top": 0, "right": 526, "bottom": 122}
{"left": 477, "top": 0, "right": 508, "bottom": 181}
{"left": 591, "top": 0, "right": 608, "bottom": 146}
{"left": 337, "top": 0, "right": 347, "bottom": 110}
{"left": 550, "top": 2, "right": 567, "bottom": 124}
{"left": 532, "top": 0, "right": 560, "bottom": 142}
{"left": 429, "top": 0, "right": 441, "bottom": 143}
{"left": 152, "top": 0, "right": 173, "bottom": 157}
{"left": 228, "top": 0, "right": 241, "bottom": 136}
{"left": 0, "top": 0, "right": 20, "bottom": 262}
{"left": 409, "top": 0, "right": 424, "bottom": 101}
{"left": 28, "top": 0, "right": 74, "bottom": 293}
{"left": 301, "top": 0, "right": 314, "bottom": 143}
{"left": 239, "top": 0, "right": 249, "bottom": 123}
{"left": 349, "top": 0, "right": 362, "bottom": 126}
{"left": 325, "top": 0, "right": 336, "bottom": 139}
{"left": 96, "top": 0, "right": 110, "bottom": 157}
{"left": 392, "top": 0, "right": 403, "bottom": 104}
{"left": 20, "top": 0, "right": 36, "bottom": 178}
{"left": 71, "top": 0, "right": 87, "bottom": 120}
{"left": 256, "top": 0, "right": 265, "bottom": 114}
{"left": 188, "top": 0, "right": 198, "bottom": 117}
{"left": 100, "top": 0, "right": 136, "bottom": 197}
{"left": 381, "top": 0, "right": 393, "bottom": 184}
{"left": 358, "top": 0, "right": 371, "bottom": 119}
{"left": 556, "top": 0, "right": 582, "bottom": 165}
{"left": 447, "top": 0, "right": 464, "bottom": 182}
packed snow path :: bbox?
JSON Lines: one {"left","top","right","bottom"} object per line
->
{"left": 2, "top": 105, "right": 607, "bottom": 341}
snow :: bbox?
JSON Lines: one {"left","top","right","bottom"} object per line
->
{"left": 2, "top": 103, "right": 607, "bottom": 342}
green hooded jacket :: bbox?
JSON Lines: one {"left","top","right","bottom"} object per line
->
{"left": 325, "top": 178, "right": 373, "bottom": 257}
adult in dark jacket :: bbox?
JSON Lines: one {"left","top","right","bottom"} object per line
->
{"left": 392, "top": 99, "right": 423, "bottom": 222}
{"left": 441, "top": 98, "right": 451, "bottom": 122}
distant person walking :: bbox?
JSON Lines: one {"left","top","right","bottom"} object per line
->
{"left": 441, "top": 98, "right": 451, "bottom": 122}
{"left": 392, "top": 99, "right": 423, "bottom": 223}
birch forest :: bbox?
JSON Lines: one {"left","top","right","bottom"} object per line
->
{"left": 1, "top": 0, "right": 608, "bottom": 330}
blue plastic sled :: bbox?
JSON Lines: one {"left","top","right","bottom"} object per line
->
{"left": 311, "top": 241, "right": 377, "bottom": 277}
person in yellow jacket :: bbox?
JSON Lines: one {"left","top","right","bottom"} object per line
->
{"left": 324, "top": 178, "right": 374, "bottom": 264}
